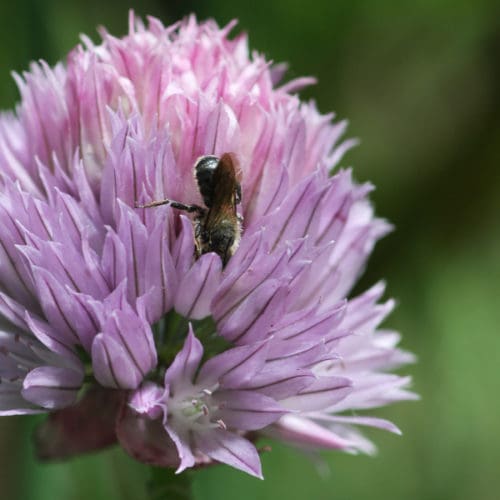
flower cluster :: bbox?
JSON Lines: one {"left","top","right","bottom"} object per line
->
{"left": 0, "top": 14, "right": 415, "bottom": 478}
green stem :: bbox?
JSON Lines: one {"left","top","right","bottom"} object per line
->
{"left": 147, "top": 467, "right": 194, "bottom": 500}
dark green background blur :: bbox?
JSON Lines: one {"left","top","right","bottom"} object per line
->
{"left": 1, "top": 1, "right": 499, "bottom": 499}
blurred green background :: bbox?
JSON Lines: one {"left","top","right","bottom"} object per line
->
{"left": 1, "top": 0, "right": 499, "bottom": 499}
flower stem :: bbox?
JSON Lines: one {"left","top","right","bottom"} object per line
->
{"left": 147, "top": 467, "right": 194, "bottom": 500}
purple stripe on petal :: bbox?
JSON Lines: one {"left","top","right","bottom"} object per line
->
{"left": 22, "top": 232, "right": 109, "bottom": 298}
{"left": 164, "top": 326, "right": 203, "bottom": 393}
{"left": 281, "top": 376, "right": 353, "bottom": 411}
{"left": 217, "top": 281, "right": 287, "bottom": 344}
{"left": 265, "top": 341, "right": 332, "bottom": 373}
{"left": 101, "top": 230, "right": 128, "bottom": 290}
{"left": 92, "top": 333, "right": 142, "bottom": 389}
{"left": 212, "top": 243, "right": 290, "bottom": 320}
{"left": 72, "top": 158, "right": 104, "bottom": 227}
{"left": 53, "top": 190, "right": 103, "bottom": 250}
{"left": 0, "top": 292, "right": 31, "bottom": 330}
{"left": 271, "top": 301, "right": 346, "bottom": 343}
{"left": 64, "top": 290, "right": 101, "bottom": 352}
{"left": 238, "top": 369, "right": 316, "bottom": 400}
{"left": 244, "top": 159, "right": 289, "bottom": 222}
{"left": 142, "top": 217, "right": 177, "bottom": 322}
{"left": 25, "top": 312, "right": 78, "bottom": 359}
{"left": 255, "top": 173, "right": 324, "bottom": 249}
{"left": 116, "top": 202, "right": 149, "bottom": 303}
{"left": 201, "top": 102, "right": 238, "bottom": 157}
{"left": 171, "top": 215, "right": 196, "bottom": 276}
{"left": 0, "top": 238, "right": 36, "bottom": 309}
{"left": 213, "top": 389, "right": 287, "bottom": 430}
{"left": 30, "top": 266, "right": 96, "bottom": 349}
{"left": 193, "top": 429, "right": 263, "bottom": 479}
{"left": 106, "top": 309, "right": 157, "bottom": 376}
{"left": 198, "top": 341, "right": 269, "bottom": 388}
{"left": 313, "top": 170, "right": 366, "bottom": 244}
{"left": 174, "top": 253, "right": 222, "bottom": 320}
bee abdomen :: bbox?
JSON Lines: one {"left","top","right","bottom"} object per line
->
{"left": 201, "top": 220, "right": 240, "bottom": 266}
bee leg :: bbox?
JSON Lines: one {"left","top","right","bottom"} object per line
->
{"left": 136, "top": 199, "right": 206, "bottom": 216}
{"left": 169, "top": 201, "right": 206, "bottom": 216}
{"left": 193, "top": 221, "right": 203, "bottom": 259}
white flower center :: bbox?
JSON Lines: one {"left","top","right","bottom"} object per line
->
{"left": 169, "top": 384, "right": 226, "bottom": 430}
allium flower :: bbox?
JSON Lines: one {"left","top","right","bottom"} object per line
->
{"left": 0, "top": 13, "right": 416, "bottom": 479}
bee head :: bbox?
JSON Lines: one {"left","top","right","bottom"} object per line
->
{"left": 194, "top": 153, "right": 241, "bottom": 208}
{"left": 194, "top": 155, "right": 219, "bottom": 207}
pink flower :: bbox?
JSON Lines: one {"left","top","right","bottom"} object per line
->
{"left": 0, "top": 13, "right": 416, "bottom": 478}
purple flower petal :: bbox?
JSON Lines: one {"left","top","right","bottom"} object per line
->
{"left": 0, "top": 292, "right": 32, "bottom": 330}
{"left": 101, "top": 230, "right": 128, "bottom": 290}
{"left": 141, "top": 215, "right": 178, "bottom": 323}
{"left": 315, "top": 414, "right": 402, "bottom": 435}
{"left": 238, "top": 369, "right": 316, "bottom": 400}
{"left": 115, "top": 202, "right": 149, "bottom": 303}
{"left": 265, "top": 414, "right": 355, "bottom": 450}
{"left": 216, "top": 280, "right": 287, "bottom": 344}
{"left": 92, "top": 334, "right": 142, "bottom": 389}
{"left": 271, "top": 300, "right": 346, "bottom": 341}
{"left": 25, "top": 312, "right": 78, "bottom": 359}
{"left": 21, "top": 365, "right": 83, "bottom": 409}
{"left": 193, "top": 429, "right": 263, "bottom": 479}
{"left": 212, "top": 240, "right": 290, "bottom": 321}
{"left": 128, "top": 382, "right": 166, "bottom": 419}
{"left": 91, "top": 300, "right": 157, "bottom": 390}
{"left": 197, "top": 340, "right": 269, "bottom": 388}
{"left": 0, "top": 378, "right": 42, "bottom": 415}
{"left": 256, "top": 172, "right": 326, "bottom": 249}
{"left": 213, "top": 390, "right": 287, "bottom": 430}
{"left": 281, "top": 376, "right": 353, "bottom": 411}
{"left": 264, "top": 340, "right": 332, "bottom": 372}
{"left": 163, "top": 422, "right": 196, "bottom": 473}
{"left": 171, "top": 215, "right": 196, "bottom": 276}
{"left": 330, "top": 374, "right": 417, "bottom": 412}
{"left": 174, "top": 253, "right": 222, "bottom": 320}
{"left": 30, "top": 266, "right": 98, "bottom": 350}
{"left": 164, "top": 326, "right": 203, "bottom": 393}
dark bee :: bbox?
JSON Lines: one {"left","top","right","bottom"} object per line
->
{"left": 137, "top": 153, "right": 242, "bottom": 266}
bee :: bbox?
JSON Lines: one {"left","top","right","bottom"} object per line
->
{"left": 137, "top": 153, "right": 242, "bottom": 266}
